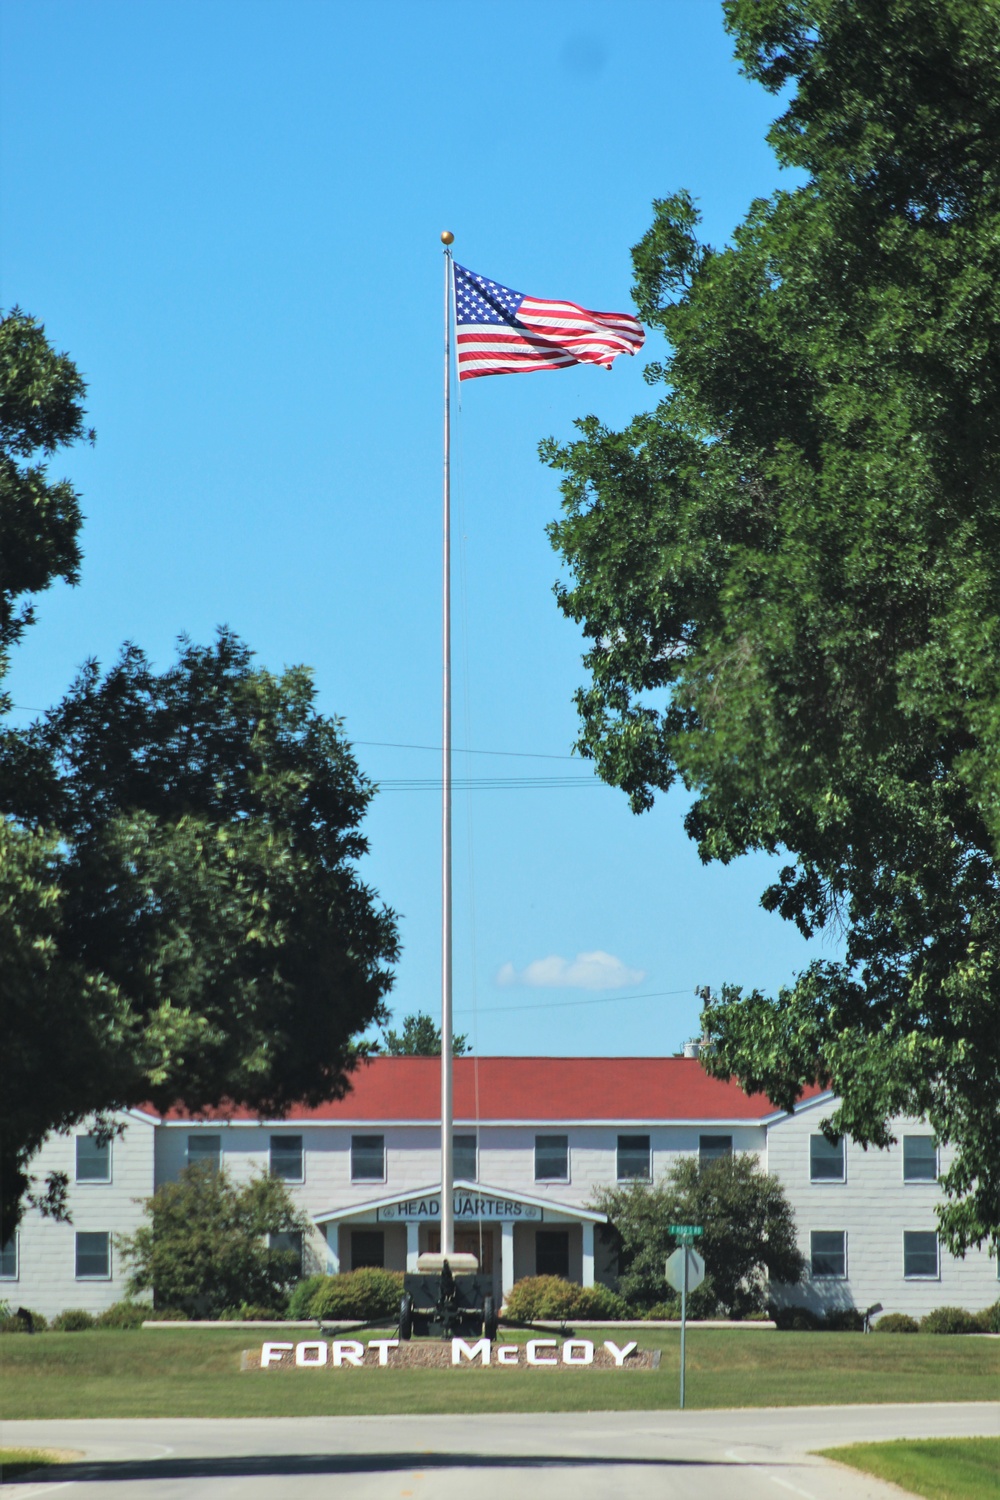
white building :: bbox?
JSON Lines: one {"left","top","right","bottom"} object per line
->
{"left": 5, "top": 1057, "right": 996, "bottom": 1321}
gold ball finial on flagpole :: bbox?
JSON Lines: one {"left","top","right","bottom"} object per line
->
{"left": 441, "top": 230, "right": 454, "bottom": 245}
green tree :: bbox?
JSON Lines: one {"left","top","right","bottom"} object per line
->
{"left": 0, "top": 631, "right": 399, "bottom": 1232}
{"left": 545, "top": 0, "right": 1000, "bottom": 1251}
{"left": 0, "top": 307, "right": 91, "bottom": 692}
{"left": 596, "top": 1155, "right": 805, "bottom": 1317}
{"left": 118, "top": 1163, "right": 308, "bottom": 1316}
{"left": 381, "top": 1011, "right": 469, "bottom": 1056}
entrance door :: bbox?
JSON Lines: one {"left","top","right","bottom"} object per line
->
{"left": 428, "top": 1228, "right": 494, "bottom": 1274}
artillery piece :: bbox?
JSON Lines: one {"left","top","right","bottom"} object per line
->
{"left": 399, "top": 1251, "right": 498, "bottom": 1341}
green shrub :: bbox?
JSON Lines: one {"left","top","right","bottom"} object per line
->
{"left": 643, "top": 1298, "right": 681, "bottom": 1320}
{"left": 218, "top": 1303, "right": 286, "bottom": 1321}
{"left": 52, "top": 1308, "right": 96, "bottom": 1331}
{"left": 309, "top": 1268, "right": 404, "bottom": 1322}
{"left": 287, "top": 1275, "right": 326, "bottom": 1320}
{"left": 95, "top": 1301, "right": 152, "bottom": 1329}
{"left": 0, "top": 1307, "right": 48, "bottom": 1334}
{"left": 974, "top": 1300, "right": 1000, "bottom": 1333}
{"left": 147, "top": 1307, "right": 190, "bottom": 1320}
{"left": 822, "top": 1308, "right": 865, "bottom": 1332}
{"left": 771, "top": 1305, "right": 820, "bottom": 1331}
{"left": 920, "top": 1305, "right": 979, "bottom": 1334}
{"left": 873, "top": 1312, "right": 919, "bottom": 1333}
{"left": 503, "top": 1277, "right": 629, "bottom": 1322}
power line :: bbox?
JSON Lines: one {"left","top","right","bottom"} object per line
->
{"left": 459, "top": 987, "right": 694, "bottom": 1016}
{"left": 356, "top": 738, "right": 579, "bottom": 761}
{"left": 377, "top": 775, "right": 597, "bottom": 791}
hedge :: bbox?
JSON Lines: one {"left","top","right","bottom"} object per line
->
{"left": 503, "top": 1277, "right": 629, "bottom": 1322}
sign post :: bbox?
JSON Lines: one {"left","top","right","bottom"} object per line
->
{"left": 665, "top": 1225, "right": 704, "bottom": 1409}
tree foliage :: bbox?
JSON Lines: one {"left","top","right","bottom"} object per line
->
{"left": 0, "top": 633, "right": 399, "bottom": 1230}
{"left": 381, "top": 1011, "right": 469, "bottom": 1056}
{"left": 545, "top": 0, "right": 1000, "bottom": 1250}
{"left": 0, "top": 307, "right": 91, "bottom": 683}
{"left": 596, "top": 1154, "right": 804, "bottom": 1318}
{"left": 118, "top": 1163, "right": 307, "bottom": 1316}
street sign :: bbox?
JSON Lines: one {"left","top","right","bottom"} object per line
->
{"left": 665, "top": 1247, "right": 705, "bottom": 1295}
{"left": 668, "top": 1223, "right": 703, "bottom": 1239}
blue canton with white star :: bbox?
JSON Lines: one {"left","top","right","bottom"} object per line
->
{"left": 454, "top": 263, "right": 526, "bottom": 325}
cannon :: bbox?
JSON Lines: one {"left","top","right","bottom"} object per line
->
{"left": 399, "top": 1254, "right": 498, "bottom": 1341}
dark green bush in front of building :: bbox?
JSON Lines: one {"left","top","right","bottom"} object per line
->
{"left": 873, "top": 1312, "right": 919, "bottom": 1333}
{"left": 503, "top": 1276, "right": 629, "bottom": 1322}
{"left": 51, "top": 1309, "right": 96, "bottom": 1331}
{"left": 287, "top": 1275, "right": 327, "bottom": 1320}
{"left": 920, "top": 1305, "right": 981, "bottom": 1334}
{"left": 95, "top": 1301, "right": 153, "bottom": 1329}
{"left": 308, "top": 1268, "right": 404, "bottom": 1322}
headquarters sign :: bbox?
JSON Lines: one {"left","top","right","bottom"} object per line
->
{"left": 377, "top": 1194, "right": 541, "bottom": 1222}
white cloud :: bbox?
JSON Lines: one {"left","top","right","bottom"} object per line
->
{"left": 496, "top": 951, "right": 645, "bottom": 992}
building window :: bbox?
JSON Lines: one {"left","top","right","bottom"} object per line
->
{"left": 903, "top": 1231, "right": 939, "bottom": 1279}
{"left": 187, "top": 1134, "right": 221, "bottom": 1172}
{"left": 810, "top": 1134, "right": 845, "bottom": 1182}
{"left": 270, "top": 1230, "right": 303, "bottom": 1278}
{"left": 76, "top": 1134, "right": 111, "bottom": 1183}
{"left": 351, "top": 1135, "right": 385, "bottom": 1182}
{"left": 699, "top": 1135, "right": 733, "bottom": 1166}
{"left": 76, "top": 1231, "right": 111, "bottom": 1279}
{"left": 535, "top": 1229, "right": 570, "bottom": 1279}
{"left": 0, "top": 1235, "right": 18, "bottom": 1280}
{"left": 903, "top": 1136, "right": 937, "bottom": 1183}
{"left": 810, "top": 1230, "right": 846, "bottom": 1279}
{"left": 454, "top": 1135, "right": 477, "bottom": 1181}
{"left": 351, "top": 1230, "right": 384, "bottom": 1270}
{"left": 269, "top": 1135, "right": 303, "bottom": 1183}
{"left": 535, "top": 1135, "right": 569, "bottom": 1182}
{"left": 617, "top": 1134, "right": 651, "bottom": 1181}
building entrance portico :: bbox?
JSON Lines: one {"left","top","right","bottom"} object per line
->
{"left": 314, "top": 1182, "right": 604, "bottom": 1301}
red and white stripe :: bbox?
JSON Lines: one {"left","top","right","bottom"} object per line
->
{"left": 457, "top": 296, "right": 644, "bottom": 381}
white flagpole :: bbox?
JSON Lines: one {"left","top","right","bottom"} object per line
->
{"left": 440, "top": 230, "right": 455, "bottom": 1260}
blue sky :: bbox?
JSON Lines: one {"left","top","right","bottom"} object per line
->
{"left": 1, "top": 0, "right": 834, "bottom": 1056}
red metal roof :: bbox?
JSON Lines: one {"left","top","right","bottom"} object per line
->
{"left": 156, "top": 1057, "right": 803, "bottom": 1123}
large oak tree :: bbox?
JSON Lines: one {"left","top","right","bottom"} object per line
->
{"left": 545, "top": 0, "right": 999, "bottom": 1250}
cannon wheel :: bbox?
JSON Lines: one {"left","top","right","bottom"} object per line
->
{"left": 399, "top": 1292, "right": 413, "bottom": 1341}
{"left": 483, "top": 1293, "right": 498, "bottom": 1341}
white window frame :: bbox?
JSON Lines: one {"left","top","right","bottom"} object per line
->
{"left": 75, "top": 1133, "right": 112, "bottom": 1184}
{"left": 0, "top": 1233, "right": 18, "bottom": 1281}
{"left": 75, "top": 1230, "right": 112, "bottom": 1280}
{"left": 187, "top": 1133, "right": 222, "bottom": 1172}
{"left": 350, "top": 1134, "right": 386, "bottom": 1184}
{"left": 810, "top": 1229, "right": 847, "bottom": 1280}
{"left": 698, "top": 1134, "right": 733, "bottom": 1166}
{"left": 809, "top": 1134, "right": 846, "bottom": 1184}
{"left": 269, "top": 1134, "right": 304, "bottom": 1184}
{"left": 616, "top": 1134, "right": 651, "bottom": 1182}
{"left": 453, "top": 1134, "right": 478, "bottom": 1182}
{"left": 903, "top": 1229, "right": 940, "bottom": 1280}
{"left": 534, "top": 1134, "right": 570, "bottom": 1184}
{"left": 902, "top": 1135, "right": 938, "bottom": 1184}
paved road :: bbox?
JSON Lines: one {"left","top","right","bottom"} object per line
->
{"left": 4, "top": 1404, "right": 998, "bottom": 1499}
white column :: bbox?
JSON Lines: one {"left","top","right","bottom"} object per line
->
{"left": 325, "top": 1223, "right": 340, "bottom": 1276}
{"left": 501, "top": 1221, "right": 515, "bottom": 1302}
{"left": 406, "top": 1221, "right": 420, "bottom": 1273}
{"left": 581, "top": 1221, "right": 595, "bottom": 1288}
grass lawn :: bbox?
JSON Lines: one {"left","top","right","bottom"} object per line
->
{"left": 0, "top": 1449, "right": 83, "bottom": 1485}
{"left": 1, "top": 1327, "right": 997, "bottom": 1418}
{"left": 817, "top": 1437, "right": 1000, "bottom": 1500}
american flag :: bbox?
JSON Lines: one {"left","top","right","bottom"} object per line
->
{"left": 454, "top": 262, "right": 644, "bottom": 381}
